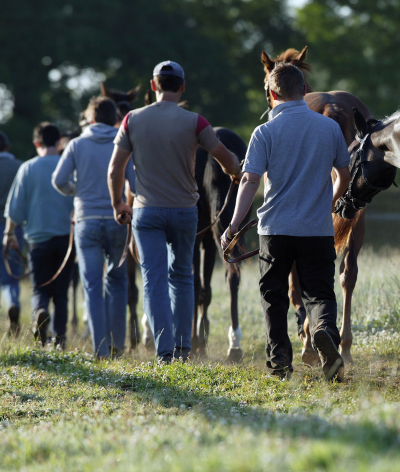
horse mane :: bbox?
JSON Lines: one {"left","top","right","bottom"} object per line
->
{"left": 275, "top": 48, "right": 312, "bottom": 73}
{"left": 331, "top": 166, "right": 363, "bottom": 254}
{"left": 323, "top": 104, "right": 354, "bottom": 145}
{"left": 333, "top": 211, "right": 363, "bottom": 254}
{"left": 273, "top": 48, "right": 313, "bottom": 92}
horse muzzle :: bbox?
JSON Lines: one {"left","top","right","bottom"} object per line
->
{"left": 334, "top": 195, "right": 364, "bottom": 220}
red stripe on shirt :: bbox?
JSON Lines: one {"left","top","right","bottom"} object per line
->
{"left": 196, "top": 115, "right": 210, "bottom": 137}
{"left": 121, "top": 113, "right": 130, "bottom": 133}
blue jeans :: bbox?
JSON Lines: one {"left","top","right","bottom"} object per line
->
{"left": 74, "top": 218, "right": 128, "bottom": 357}
{"left": 0, "top": 223, "right": 24, "bottom": 310}
{"left": 28, "top": 234, "right": 75, "bottom": 339}
{"left": 132, "top": 207, "right": 198, "bottom": 358}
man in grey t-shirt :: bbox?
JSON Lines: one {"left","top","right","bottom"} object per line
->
{"left": 221, "top": 62, "right": 351, "bottom": 381}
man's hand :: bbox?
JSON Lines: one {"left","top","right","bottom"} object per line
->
{"left": 2, "top": 233, "right": 19, "bottom": 251}
{"left": 113, "top": 202, "right": 133, "bottom": 225}
{"left": 220, "top": 224, "right": 237, "bottom": 252}
{"left": 231, "top": 171, "right": 243, "bottom": 185}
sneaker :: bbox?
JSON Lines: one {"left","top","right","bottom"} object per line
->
{"left": 173, "top": 348, "right": 190, "bottom": 362}
{"left": 109, "top": 346, "right": 123, "bottom": 360}
{"left": 33, "top": 309, "right": 50, "bottom": 346}
{"left": 313, "top": 330, "right": 344, "bottom": 382}
{"left": 157, "top": 354, "right": 172, "bottom": 366}
{"left": 55, "top": 335, "right": 67, "bottom": 350}
{"left": 8, "top": 305, "right": 20, "bottom": 337}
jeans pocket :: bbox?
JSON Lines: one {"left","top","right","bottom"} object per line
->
{"left": 133, "top": 207, "right": 161, "bottom": 231}
{"left": 178, "top": 208, "right": 198, "bottom": 233}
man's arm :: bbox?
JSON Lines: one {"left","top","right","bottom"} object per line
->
{"left": 220, "top": 172, "right": 261, "bottom": 250}
{"left": 2, "top": 218, "right": 18, "bottom": 250}
{"left": 208, "top": 142, "right": 242, "bottom": 183}
{"left": 52, "top": 143, "right": 76, "bottom": 196}
{"left": 108, "top": 145, "right": 133, "bottom": 225}
{"left": 332, "top": 166, "right": 351, "bottom": 212}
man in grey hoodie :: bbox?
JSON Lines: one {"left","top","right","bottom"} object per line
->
{"left": 52, "top": 97, "right": 136, "bottom": 358}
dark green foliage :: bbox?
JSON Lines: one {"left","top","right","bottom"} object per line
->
{"left": 0, "top": 0, "right": 299, "bottom": 159}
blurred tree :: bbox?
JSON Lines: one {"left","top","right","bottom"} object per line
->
{"left": 0, "top": 0, "right": 301, "bottom": 159}
{"left": 295, "top": 0, "right": 400, "bottom": 118}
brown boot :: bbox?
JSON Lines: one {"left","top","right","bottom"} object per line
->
{"left": 313, "top": 330, "right": 344, "bottom": 382}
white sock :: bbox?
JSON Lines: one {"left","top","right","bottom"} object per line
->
{"left": 228, "top": 326, "right": 242, "bottom": 350}
{"left": 141, "top": 314, "right": 152, "bottom": 343}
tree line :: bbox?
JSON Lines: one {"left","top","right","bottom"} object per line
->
{"left": 1, "top": 0, "right": 399, "bottom": 159}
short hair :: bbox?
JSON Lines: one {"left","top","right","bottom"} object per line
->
{"left": 0, "top": 131, "right": 10, "bottom": 152}
{"left": 86, "top": 96, "right": 117, "bottom": 126}
{"left": 268, "top": 62, "right": 305, "bottom": 100}
{"left": 33, "top": 122, "right": 60, "bottom": 148}
{"left": 154, "top": 66, "right": 184, "bottom": 93}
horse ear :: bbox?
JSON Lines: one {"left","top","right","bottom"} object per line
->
{"left": 100, "top": 82, "right": 111, "bottom": 98}
{"left": 261, "top": 50, "right": 274, "bottom": 72}
{"left": 353, "top": 108, "right": 368, "bottom": 138}
{"left": 144, "top": 90, "right": 152, "bottom": 106}
{"left": 126, "top": 84, "right": 141, "bottom": 102}
{"left": 296, "top": 46, "right": 308, "bottom": 62}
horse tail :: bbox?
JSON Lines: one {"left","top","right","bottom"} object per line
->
{"left": 322, "top": 104, "right": 354, "bottom": 145}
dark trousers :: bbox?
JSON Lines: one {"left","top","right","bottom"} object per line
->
{"left": 259, "top": 235, "right": 340, "bottom": 374}
{"left": 28, "top": 235, "right": 75, "bottom": 339}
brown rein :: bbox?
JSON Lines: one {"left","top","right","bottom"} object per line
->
{"left": 223, "top": 218, "right": 259, "bottom": 263}
{"left": 196, "top": 180, "right": 236, "bottom": 238}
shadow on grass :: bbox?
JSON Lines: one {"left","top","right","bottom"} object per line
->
{"left": 1, "top": 349, "right": 400, "bottom": 456}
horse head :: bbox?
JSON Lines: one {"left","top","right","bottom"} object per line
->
{"left": 334, "top": 108, "right": 398, "bottom": 219}
{"left": 260, "top": 46, "right": 312, "bottom": 113}
{"left": 100, "top": 82, "right": 142, "bottom": 120}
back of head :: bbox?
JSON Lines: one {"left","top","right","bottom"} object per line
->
{"left": 268, "top": 62, "right": 305, "bottom": 101}
{"left": 86, "top": 96, "right": 117, "bottom": 126}
{"left": 33, "top": 122, "right": 60, "bottom": 148}
{"left": 0, "top": 131, "right": 10, "bottom": 152}
{"left": 153, "top": 61, "right": 185, "bottom": 93}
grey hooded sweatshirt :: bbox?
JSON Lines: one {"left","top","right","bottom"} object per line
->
{"left": 52, "top": 123, "right": 136, "bottom": 220}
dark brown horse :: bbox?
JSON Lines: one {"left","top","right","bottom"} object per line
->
{"left": 101, "top": 82, "right": 142, "bottom": 350}
{"left": 261, "top": 47, "right": 371, "bottom": 365}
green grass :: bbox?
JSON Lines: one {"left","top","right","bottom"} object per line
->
{"left": 0, "top": 247, "right": 400, "bottom": 471}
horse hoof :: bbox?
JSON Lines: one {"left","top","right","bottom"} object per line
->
{"left": 227, "top": 347, "right": 243, "bottom": 364}
{"left": 339, "top": 339, "right": 353, "bottom": 365}
{"left": 130, "top": 337, "right": 140, "bottom": 351}
{"left": 302, "top": 347, "right": 320, "bottom": 367}
{"left": 339, "top": 348, "right": 354, "bottom": 365}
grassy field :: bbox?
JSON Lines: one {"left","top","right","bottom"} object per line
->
{"left": 1, "top": 193, "right": 400, "bottom": 470}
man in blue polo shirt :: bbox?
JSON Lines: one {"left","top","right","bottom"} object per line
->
{"left": 221, "top": 62, "right": 351, "bottom": 381}
{"left": 3, "top": 123, "right": 74, "bottom": 347}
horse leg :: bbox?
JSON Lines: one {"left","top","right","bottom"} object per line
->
{"left": 289, "top": 263, "right": 319, "bottom": 367}
{"left": 70, "top": 261, "right": 79, "bottom": 333}
{"left": 127, "top": 252, "right": 140, "bottom": 350}
{"left": 226, "top": 263, "right": 243, "bottom": 363}
{"left": 197, "top": 232, "right": 216, "bottom": 358}
{"left": 339, "top": 211, "right": 365, "bottom": 364}
{"left": 191, "top": 237, "right": 201, "bottom": 353}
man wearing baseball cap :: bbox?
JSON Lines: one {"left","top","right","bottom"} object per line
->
{"left": 108, "top": 60, "right": 242, "bottom": 363}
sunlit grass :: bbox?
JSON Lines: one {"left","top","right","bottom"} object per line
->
{"left": 0, "top": 247, "right": 400, "bottom": 471}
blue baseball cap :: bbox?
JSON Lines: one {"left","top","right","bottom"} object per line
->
{"left": 153, "top": 61, "right": 185, "bottom": 80}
